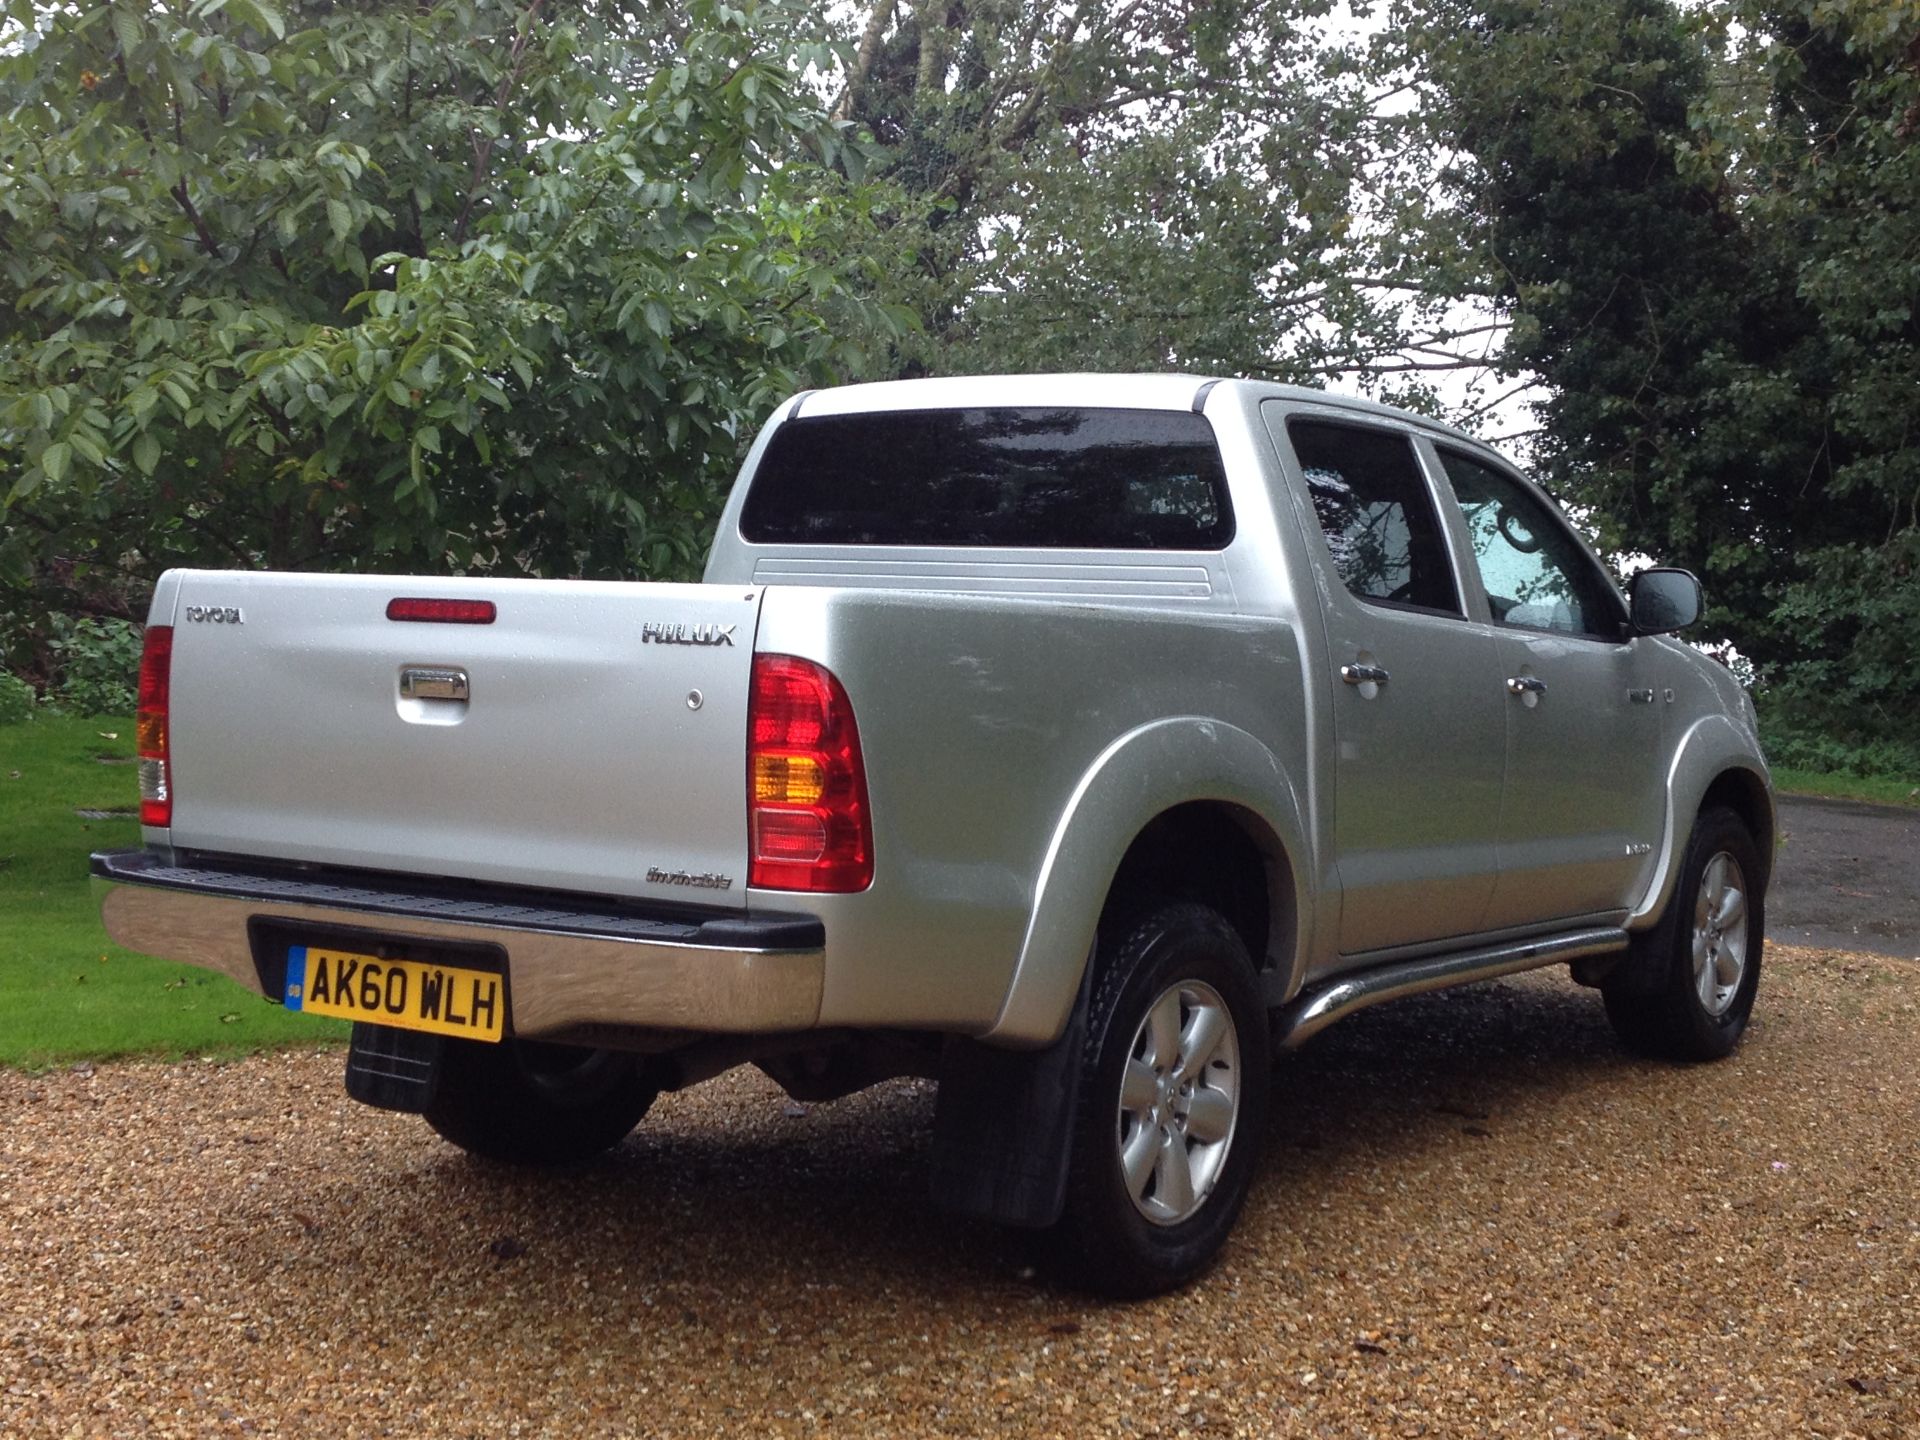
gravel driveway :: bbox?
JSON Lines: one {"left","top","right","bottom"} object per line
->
{"left": 5, "top": 942, "right": 1917, "bottom": 1438}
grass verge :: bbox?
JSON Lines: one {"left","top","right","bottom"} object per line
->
{"left": 0, "top": 714, "right": 346, "bottom": 1068}
{"left": 1771, "top": 766, "right": 1920, "bottom": 809}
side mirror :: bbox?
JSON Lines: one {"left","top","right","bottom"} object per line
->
{"left": 1629, "top": 567, "right": 1703, "bottom": 635}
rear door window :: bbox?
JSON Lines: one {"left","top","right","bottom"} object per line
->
{"left": 739, "top": 407, "right": 1234, "bottom": 549}
{"left": 1285, "top": 419, "right": 1461, "bottom": 616}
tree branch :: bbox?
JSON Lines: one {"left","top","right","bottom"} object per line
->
{"left": 171, "top": 181, "right": 220, "bottom": 257}
{"left": 831, "top": 0, "right": 897, "bottom": 123}
{"left": 1457, "top": 378, "right": 1544, "bottom": 422}
{"left": 915, "top": 0, "right": 949, "bottom": 99}
{"left": 1347, "top": 357, "right": 1498, "bottom": 373}
{"left": 453, "top": 0, "right": 545, "bottom": 247}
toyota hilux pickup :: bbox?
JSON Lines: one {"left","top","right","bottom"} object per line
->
{"left": 92, "top": 374, "right": 1771, "bottom": 1295}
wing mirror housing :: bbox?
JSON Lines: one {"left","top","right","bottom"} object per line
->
{"left": 1629, "top": 567, "right": 1703, "bottom": 635}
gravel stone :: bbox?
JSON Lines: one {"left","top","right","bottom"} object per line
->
{"left": 3, "top": 943, "right": 1916, "bottom": 1437}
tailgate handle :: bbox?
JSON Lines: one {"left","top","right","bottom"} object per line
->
{"left": 400, "top": 666, "right": 469, "bottom": 702}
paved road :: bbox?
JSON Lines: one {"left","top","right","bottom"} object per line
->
{"left": 1769, "top": 793, "right": 1920, "bottom": 958}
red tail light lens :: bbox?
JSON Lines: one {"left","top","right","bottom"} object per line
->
{"left": 385, "top": 597, "right": 497, "bottom": 624}
{"left": 137, "top": 625, "right": 174, "bottom": 827}
{"left": 747, "top": 655, "right": 872, "bottom": 892}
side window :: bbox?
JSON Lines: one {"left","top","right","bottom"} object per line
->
{"left": 1438, "top": 450, "right": 1623, "bottom": 640}
{"left": 1286, "top": 420, "right": 1460, "bottom": 615}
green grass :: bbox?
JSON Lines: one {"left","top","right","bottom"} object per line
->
{"left": 1772, "top": 766, "right": 1920, "bottom": 809}
{"left": 0, "top": 713, "right": 346, "bottom": 1067}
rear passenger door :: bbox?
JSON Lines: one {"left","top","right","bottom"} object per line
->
{"left": 1431, "top": 447, "right": 1666, "bottom": 927}
{"left": 1266, "top": 408, "right": 1508, "bottom": 956}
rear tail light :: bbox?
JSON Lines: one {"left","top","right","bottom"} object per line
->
{"left": 137, "top": 625, "right": 174, "bottom": 827}
{"left": 747, "top": 655, "right": 873, "bottom": 892}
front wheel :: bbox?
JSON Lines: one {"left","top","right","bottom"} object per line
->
{"left": 1051, "top": 902, "right": 1270, "bottom": 1297}
{"left": 1603, "top": 806, "right": 1764, "bottom": 1061}
{"left": 424, "top": 1037, "right": 657, "bottom": 1165}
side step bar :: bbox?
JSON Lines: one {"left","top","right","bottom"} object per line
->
{"left": 1273, "top": 926, "right": 1629, "bottom": 1051}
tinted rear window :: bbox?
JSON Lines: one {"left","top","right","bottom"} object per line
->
{"left": 739, "top": 407, "right": 1234, "bottom": 549}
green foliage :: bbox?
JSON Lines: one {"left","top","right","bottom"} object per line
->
{"left": 1760, "top": 713, "right": 1920, "bottom": 784}
{"left": 822, "top": 0, "right": 1450, "bottom": 387}
{"left": 0, "top": 0, "right": 909, "bottom": 623}
{"left": 1769, "top": 767, "right": 1920, "bottom": 808}
{"left": 0, "top": 672, "right": 34, "bottom": 726}
{"left": 1765, "top": 538, "right": 1920, "bottom": 749}
{"left": 2, "top": 0, "right": 1909, "bottom": 768}
{"left": 1395, "top": 0, "right": 1919, "bottom": 747}
{"left": 1395, "top": 0, "right": 1802, "bottom": 638}
{"left": 43, "top": 615, "right": 142, "bottom": 717}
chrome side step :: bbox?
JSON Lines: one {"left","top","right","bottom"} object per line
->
{"left": 1273, "top": 926, "right": 1629, "bottom": 1051}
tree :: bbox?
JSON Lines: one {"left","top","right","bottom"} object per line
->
{"left": 817, "top": 0, "right": 1489, "bottom": 390}
{"left": 1734, "top": 0, "right": 1920, "bottom": 751}
{"left": 1394, "top": 0, "right": 1919, "bottom": 751}
{"left": 0, "top": 0, "right": 907, "bottom": 649}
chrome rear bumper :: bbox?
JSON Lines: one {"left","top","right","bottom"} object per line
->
{"left": 90, "top": 850, "right": 826, "bottom": 1037}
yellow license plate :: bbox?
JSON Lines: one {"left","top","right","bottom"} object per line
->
{"left": 283, "top": 945, "right": 504, "bottom": 1041}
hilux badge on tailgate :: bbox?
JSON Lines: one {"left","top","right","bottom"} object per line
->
{"left": 642, "top": 621, "right": 735, "bottom": 647}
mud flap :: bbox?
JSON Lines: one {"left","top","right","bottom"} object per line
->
{"left": 928, "top": 962, "right": 1093, "bottom": 1229}
{"left": 345, "top": 1022, "right": 446, "bottom": 1112}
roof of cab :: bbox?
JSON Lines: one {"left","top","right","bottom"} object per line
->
{"left": 785, "top": 373, "right": 1493, "bottom": 453}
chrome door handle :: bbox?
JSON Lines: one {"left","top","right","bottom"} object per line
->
{"left": 1506, "top": 675, "right": 1547, "bottom": 697}
{"left": 1341, "top": 664, "right": 1391, "bottom": 686}
{"left": 400, "top": 666, "right": 470, "bottom": 701}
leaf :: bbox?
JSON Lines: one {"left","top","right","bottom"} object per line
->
{"left": 326, "top": 198, "right": 352, "bottom": 245}
{"left": 415, "top": 424, "right": 441, "bottom": 454}
{"left": 40, "top": 442, "right": 71, "bottom": 484}
{"left": 111, "top": 5, "right": 142, "bottom": 59}
{"left": 227, "top": 0, "right": 286, "bottom": 41}
{"left": 132, "top": 432, "right": 161, "bottom": 477}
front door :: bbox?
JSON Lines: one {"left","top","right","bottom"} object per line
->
{"left": 1432, "top": 447, "right": 1666, "bottom": 927}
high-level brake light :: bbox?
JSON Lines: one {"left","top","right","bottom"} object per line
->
{"left": 747, "top": 655, "right": 873, "bottom": 892}
{"left": 386, "top": 597, "right": 497, "bottom": 624}
{"left": 137, "top": 625, "right": 174, "bottom": 827}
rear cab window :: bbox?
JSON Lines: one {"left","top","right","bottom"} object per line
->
{"left": 740, "top": 407, "right": 1234, "bottom": 550}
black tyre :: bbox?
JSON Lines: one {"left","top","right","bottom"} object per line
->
{"left": 1051, "top": 902, "right": 1270, "bottom": 1298}
{"left": 1603, "top": 806, "right": 1764, "bottom": 1062}
{"left": 424, "top": 1037, "right": 657, "bottom": 1165}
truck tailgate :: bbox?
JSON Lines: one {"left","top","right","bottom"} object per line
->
{"left": 156, "top": 571, "right": 761, "bottom": 906}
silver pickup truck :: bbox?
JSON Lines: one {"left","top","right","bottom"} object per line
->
{"left": 93, "top": 374, "right": 1771, "bottom": 1294}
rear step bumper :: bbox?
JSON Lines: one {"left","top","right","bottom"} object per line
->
{"left": 90, "top": 850, "right": 826, "bottom": 1038}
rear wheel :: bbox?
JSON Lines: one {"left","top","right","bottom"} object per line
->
{"left": 1051, "top": 902, "right": 1270, "bottom": 1297}
{"left": 1603, "top": 806, "right": 1764, "bottom": 1061}
{"left": 424, "top": 1037, "right": 657, "bottom": 1165}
